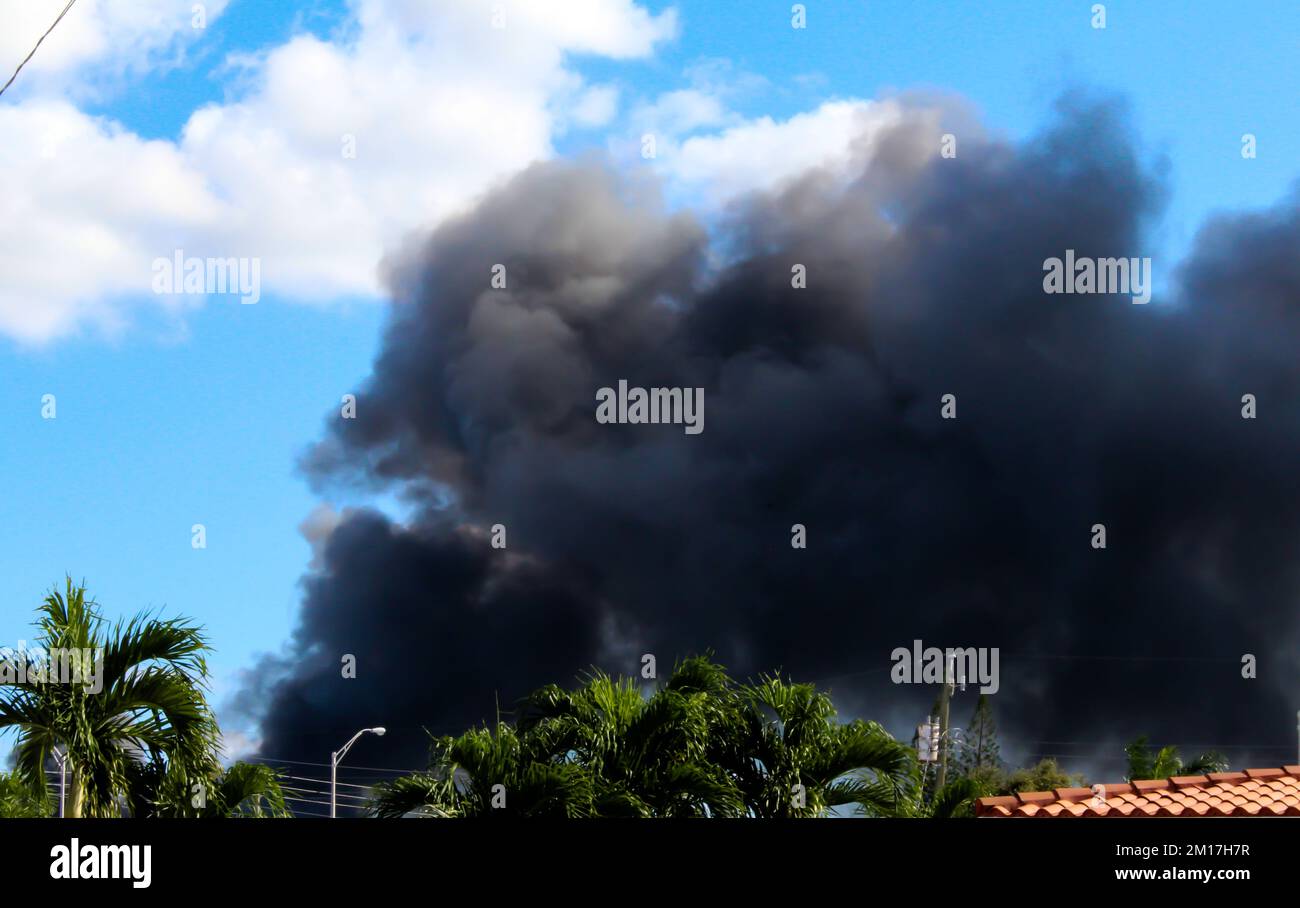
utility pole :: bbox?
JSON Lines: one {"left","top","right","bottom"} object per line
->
{"left": 936, "top": 655, "right": 953, "bottom": 791}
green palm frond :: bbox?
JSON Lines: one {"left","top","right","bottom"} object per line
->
{"left": 101, "top": 613, "right": 210, "bottom": 691}
{"left": 926, "top": 777, "right": 981, "bottom": 818}
{"left": 0, "top": 579, "right": 221, "bottom": 817}
{"left": 370, "top": 773, "right": 460, "bottom": 818}
{"left": 212, "top": 762, "right": 290, "bottom": 817}
{"left": 382, "top": 656, "right": 917, "bottom": 820}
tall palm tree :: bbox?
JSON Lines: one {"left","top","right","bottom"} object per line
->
{"left": 711, "top": 674, "right": 915, "bottom": 817}
{"left": 0, "top": 580, "right": 220, "bottom": 817}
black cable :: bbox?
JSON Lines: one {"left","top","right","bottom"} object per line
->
{"left": 0, "top": 0, "right": 80, "bottom": 99}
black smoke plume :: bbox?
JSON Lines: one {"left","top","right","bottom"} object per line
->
{"left": 239, "top": 94, "right": 1300, "bottom": 779}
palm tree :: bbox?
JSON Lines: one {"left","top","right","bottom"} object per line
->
{"left": 712, "top": 674, "right": 915, "bottom": 817}
{"left": 374, "top": 657, "right": 748, "bottom": 818}
{"left": 0, "top": 580, "right": 220, "bottom": 817}
{"left": 369, "top": 772, "right": 459, "bottom": 818}
{"left": 517, "top": 656, "right": 746, "bottom": 817}
{"left": 864, "top": 759, "right": 981, "bottom": 818}
{"left": 206, "top": 762, "right": 290, "bottom": 817}
{"left": 916, "top": 777, "right": 981, "bottom": 818}
{"left": 1125, "top": 736, "right": 1227, "bottom": 781}
{"left": 125, "top": 758, "right": 290, "bottom": 818}
{"left": 373, "top": 657, "right": 917, "bottom": 819}
{"left": 370, "top": 722, "right": 596, "bottom": 817}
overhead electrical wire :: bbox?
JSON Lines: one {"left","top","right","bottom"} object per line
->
{"left": 0, "top": 0, "right": 80, "bottom": 100}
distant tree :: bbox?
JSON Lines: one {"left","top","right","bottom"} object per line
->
{"left": 961, "top": 762, "right": 1006, "bottom": 797}
{"left": 955, "top": 694, "right": 1001, "bottom": 776}
{"left": 997, "top": 758, "right": 1085, "bottom": 795}
{"left": 1124, "top": 736, "right": 1227, "bottom": 781}
{"left": 0, "top": 770, "right": 51, "bottom": 817}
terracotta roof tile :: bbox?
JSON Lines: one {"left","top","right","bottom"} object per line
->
{"left": 1131, "top": 778, "right": 1167, "bottom": 792}
{"left": 1207, "top": 771, "right": 1247, "bottom": 783}
{"left": 978, "top": 795, "right": 1019, "bottom": 810}
{"left": 1245, "top": 767, "right": 1285, "bottom": 780}
{"left": 1054, "top": 787, "right": 1094, "bottom": 801}
{"left": 975, "top": 767, "right": 1300, "bottom": 817}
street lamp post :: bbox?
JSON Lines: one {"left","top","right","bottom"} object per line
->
{"left": 330, "top": 727, "right": 385, "bottom": 818}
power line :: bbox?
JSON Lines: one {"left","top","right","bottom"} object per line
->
{"left": 280, "top": 774, "right": 375, "bottom": 792}
{"left": 281, "top": 785, "right": 370, "bottom": 804}
{"left": 283, "top": 794, "right": 332, "bottom": 808}
{"left": 0, "top": 0, "right": 80, "bottom": 100}
{"left": 245, "top": 754, "right": 421, "bottom": 775}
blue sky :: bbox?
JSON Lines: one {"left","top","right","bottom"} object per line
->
{"left": 1, "top": 0, "right": 1297, "bottom": 759}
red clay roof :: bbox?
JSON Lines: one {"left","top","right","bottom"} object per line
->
{"left": 975, "top": 766, "right": 1300, "bottom": 817}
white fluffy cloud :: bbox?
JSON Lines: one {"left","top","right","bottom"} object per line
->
{"left": 2, "top": 0, "right": 947, "bottom": 345}
{"left": 658, "top": 99, "right": 942, "bottom": 205}
{"left": 619, "top": 58, "right": 951, "bottom": 209}
{"left": 0, "top": 100, "right": 222, "bottom": 341}
{"left": 0, "top": 0, "right": 676, "bottom": 343}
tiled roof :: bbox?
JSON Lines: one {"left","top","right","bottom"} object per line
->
{"left": 975, "top": 766, "right": 1300, "bottom": 817}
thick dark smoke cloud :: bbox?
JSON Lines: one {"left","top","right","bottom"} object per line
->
{"left": 240, "top": 94, "right": 1300, "bottom": 778}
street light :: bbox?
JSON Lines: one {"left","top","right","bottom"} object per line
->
{"left": 330, "top": 727, "right": 385, "bottom": 818}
